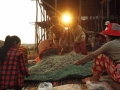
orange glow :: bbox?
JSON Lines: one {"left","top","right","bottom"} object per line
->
{"left": 62, "top": 13, "right": 72, "bottom": 24}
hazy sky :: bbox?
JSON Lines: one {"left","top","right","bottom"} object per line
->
{"left": 0, "top": 0, "right": 36, "bottom": 44}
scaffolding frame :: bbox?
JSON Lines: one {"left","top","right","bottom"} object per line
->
{"left": 32, "top": 0, "right": 120, "bottom": 52}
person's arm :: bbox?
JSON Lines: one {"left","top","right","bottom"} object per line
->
{"left": 82, "top": 28, "right": 94, "bottom": 33}
{"left": 74, "top": 53, "right": 95, "bottom": 65}
{"left": 19, "top": 46, "right": 28, "bottom": 63}
{"left": 18, "top": 54, "right": 30, "bottom": 77}
{"left": 74, "top": 42, "right": 110, "bottom": 65}
{"left": 47, "top": 27, "right": 54, "bottom": 40}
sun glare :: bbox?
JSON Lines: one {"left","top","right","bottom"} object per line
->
{"left": 62, "top": 14, "right": 72, "bottom": 24}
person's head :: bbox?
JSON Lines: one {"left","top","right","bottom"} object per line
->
{"left": 105, "top": 21, "right": 110, "bottom": 26}
{"left": 50, "top": 16, "right": 59, "bottom": 25}
{"left": 101, "top": 23, "right": 120, "bottom": 41}
{"left": 95, "top": 33, "right": 106, "bottom": 41}
{"left": 9, "top": 35, "right": 21, "bottom": 48}
{"left": 0, "top": 35, "right": 21, "bottom": 60}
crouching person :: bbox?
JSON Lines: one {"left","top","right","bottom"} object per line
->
{"left": 0, "top": 35, "right": 30, "bottom": 90}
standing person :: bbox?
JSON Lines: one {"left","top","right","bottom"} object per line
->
{"left": 0, "top": 35, "right": 30, "bottom": 90}
{"left": 48, "top": 16, "right": 65, "bottom": 54}
{"left": 69, "top": 17, "right": 87, "bottom": 55}
{"left": 74, "top": 23, "right": 120, "bottom": 83}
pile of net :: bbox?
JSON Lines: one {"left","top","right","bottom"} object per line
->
{"left": 25, "top": 51, "right": 94, "bottom": 81}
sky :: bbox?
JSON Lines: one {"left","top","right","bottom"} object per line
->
{"left": 0, "top": 0, "right": 36, "bottom": 44}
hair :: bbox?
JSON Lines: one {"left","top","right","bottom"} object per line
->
{"left": 50, "top": 16, "right": 59, "bottom": 24}
{"left": 95, "top": 33, "right": 106, "bottom": 39}
{"left": 0, "top": 35, "right": 21, "bottom": 61}
{"left": 108, "top": 35, "right": 120, "bottom": 40}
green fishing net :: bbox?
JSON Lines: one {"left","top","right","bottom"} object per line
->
{"left": 25, "top": 51, "right": 93, "bottom": 81}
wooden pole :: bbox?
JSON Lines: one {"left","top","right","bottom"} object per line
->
{"left": 79, "top": 0, "right": 82, "bottom": 25}
{"left": 55, "top": 0, "right": 57, "bottom": 16}
{"left": 35, "top": 0, "right": 38, "bottom": 52}
{"left": 107, "top": 0, "right": 109, "bottom": 20}
{"left": 101, "top": 3, "right": 103, "bottom": 31}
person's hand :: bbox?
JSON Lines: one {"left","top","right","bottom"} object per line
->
{"left": 26, "top": 71, "right": 30, "bottom": 77}
{"left": 59, "top": 43, "right": 62, "bottom": 47}
{"left": 74, "top": 60, "right": 81, "bottom": 66}
{"left": 74, "top": 38, "right": 77, "bottom": 43}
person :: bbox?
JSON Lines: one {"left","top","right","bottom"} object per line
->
{"left": 87, "top": 34, "right": 95, "bottom": 51}
{"left": 0, "top": 35, "right": 30, "bottom": 90}
{"left": 74, "top": 23, "right": 120, "bottom": 83}
{"left": 69, "top": 17, "right": 87, "bottom": 55}
{"left": 92, "top": 32, "right": 107, "bottom": 51}
{"left": 48, "top": 16, "right": 65, "bottom": 54}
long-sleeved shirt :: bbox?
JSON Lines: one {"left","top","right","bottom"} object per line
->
{"left": 69, "top": 25, "right": 86, "bottom": 43}
{"left": 0, "top": 46, "right": 29, "bottom": 88}
{"left": 80, "top": 39, "right": 120, "bottom": 64}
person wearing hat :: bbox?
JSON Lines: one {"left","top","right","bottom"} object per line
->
{"left": 74, "top": 23, "right": 120, "bottom": 83}
{"left": 92, "top": 32, "right": 107, "bottom": 51}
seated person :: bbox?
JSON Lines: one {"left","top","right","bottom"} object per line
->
{"left": 92, "top": 32, "right": 107, "bottom": 51}
{"left": 74, "top": 23, "right": 120, "bottom": 83}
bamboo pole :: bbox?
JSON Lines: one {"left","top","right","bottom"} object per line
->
{"left": 35, "top": 0, "right": 38, "bottom": 52}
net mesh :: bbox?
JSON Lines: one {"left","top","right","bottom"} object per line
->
{"left": 25, "top": 51, "right": 93, "bottom": 81}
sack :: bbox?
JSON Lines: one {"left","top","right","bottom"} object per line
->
{"left": 86, "top": 80, "right": 107, "bottom": 90}
{"left": 37, "top": 82, "right": 53, "bottom": 90}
